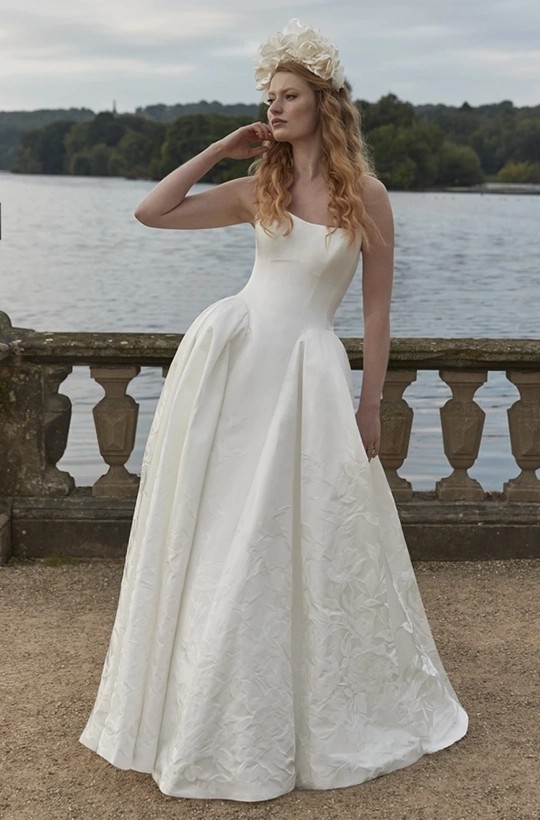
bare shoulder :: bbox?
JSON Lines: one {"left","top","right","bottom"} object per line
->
{"left": 360, "top": 175, "right": 394, "bottom": 256}
{"left": 360, "top": 175, "right": 391, "bottom": 207}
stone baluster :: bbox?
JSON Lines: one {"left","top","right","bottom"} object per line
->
{"left": 436, "top": 369, "right": 487, "bottom": 501}
{"left": 43, "top": 365, "right": 75, "bottom": 495}
{"left": 379, "top": 369, "right": 417, "bottom": 500}
{"left": 91, "top": 365, "right": 140, "bottom": 497}
{"left": 504, "top": 370, "right": 540, "bottom": 501}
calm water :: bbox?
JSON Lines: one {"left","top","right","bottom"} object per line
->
{"left": 1, "top": 173, "right": 539, "bottom": 489}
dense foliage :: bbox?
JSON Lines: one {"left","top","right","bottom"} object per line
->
{"left": 4, "top": 95, "right": 540, "bottom": 189}
{"left": 0, "top": 108, "right": 93, "bottom": 170}
{"left": 136, "top": 101, "right": 260, "bottom": 122}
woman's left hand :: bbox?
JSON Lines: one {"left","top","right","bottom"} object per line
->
{"left": 355, "top": 404, "right": 381, "bottom": 461}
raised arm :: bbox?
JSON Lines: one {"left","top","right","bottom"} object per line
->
{"left": 355, "top": 176, "right": 395, "bottom": 459}
{"left": 134, "top": 122, "right": 273, "bottom": 230}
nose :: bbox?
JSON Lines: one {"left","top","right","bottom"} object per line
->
{"left": 268, "top": 98, "right": 282, "bottom": 116}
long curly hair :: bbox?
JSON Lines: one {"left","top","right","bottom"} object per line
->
{"left": 250, "top": 61, "right": 382, "bottom": 248}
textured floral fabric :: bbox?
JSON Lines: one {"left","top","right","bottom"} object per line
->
{"left": 79, "top": 213, "right": 468, "bottom": 802}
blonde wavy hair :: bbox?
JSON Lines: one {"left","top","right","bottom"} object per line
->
{"left": 250, "top": 61, "right": 383, "bottom": 248}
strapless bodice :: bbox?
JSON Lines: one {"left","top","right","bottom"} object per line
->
{"left": 238, "top": 213, "right": 361, "bottom": 330}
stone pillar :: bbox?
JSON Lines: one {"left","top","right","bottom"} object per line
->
{"left": 436, "top": 369, "right": 487, "bottom": 501}
{"left": 91, "top": 365, "right": 141, "bottom": 497}
{"left": 379, "top": 369, "right": 417, "bottom": 500}
{"left": 504, "top": 370, "right": 540, "bottom": 501}
{"left": 43, "top": 365, "right": 75, "bottom": 495}
{"left": 0, "top": 313, "right": 75, "bottom": 497}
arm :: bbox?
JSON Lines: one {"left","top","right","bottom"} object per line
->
{"left": 133, "top": 121, "right": 273, "bottom": 230}
{"left": 355, "top": 177, "right": 395, "bottom": 459}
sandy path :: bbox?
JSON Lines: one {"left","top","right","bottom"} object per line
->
{"left": 1, "top": 559, "right": 538, "bottom": 820}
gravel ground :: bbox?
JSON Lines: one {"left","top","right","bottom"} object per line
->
{"left": 1, "top": 558, "right": 539, "bottom": 820}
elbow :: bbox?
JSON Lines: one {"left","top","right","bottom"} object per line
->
{"left": 134, "top": 204, "right": 153, "bottom": 226}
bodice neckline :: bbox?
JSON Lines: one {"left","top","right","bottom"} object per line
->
{"left": 287, "top": 210, "right": 331, "bottom": 229}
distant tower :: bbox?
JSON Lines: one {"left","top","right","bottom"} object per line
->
{"left": 112, "top": 99, "right": 117, "bottom": 115}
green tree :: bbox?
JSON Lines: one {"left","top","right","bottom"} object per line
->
{"left": 155, "top": 114, "right": 252, "bottom": 181}
{"left": 436, "top": 141, "right": 484, "bottom": 186}
{"left": 109, "top": 131, "right": 154, "bottom": 178}
{"left": 497, "top": 161, "right": 540, "bottom": 183}
{"left": 0, "top": 108, "right": 94, "bottom": 170}
{"left": 0, "top": 125, "right": 25, "bottom": 170}
{"left": 69, "top": 152, "right": 92, "bottom": 175}
{"left": 359, "top": 93, "right": 415, "bottom": 131}
{"left": 85, "top": 112, "right": 125, "bottom": 148}
{"left": 401, "top": 122, "right": 445, "bottom": 188}
{"left": 88, "top": 143, "right": 113, "bottom": 176}
{"left": 469, "top": 121, "right": 509, "bottom": 175}
{"left": 108, "top": 120, "right": 166, "bottom": 178}
{"left": 14, "top": 120, "right": 73, "bottom": 174}
{"left": 387, "top": 157, "right": 418, "bottom": 190}
{"left": 64, "top": 111, "right": 124, "bottom": 157}
{"left": 510, "top": 118, "right": 540, "bottom": 164}
{"left": 367, "top": 124, "right": 414, "bottom": 189}
{"left": 63, "top": 121, "right": 90, "bottom": 156}
{"left": 367, "top": 121, "right": 444, "bottom": 189}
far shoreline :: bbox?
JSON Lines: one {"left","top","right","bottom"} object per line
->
{"left": 2, "top": 170, "right": 540, "bottom": 195}
{"left": 442, "top": 183, "right": 540, "bottom": 195}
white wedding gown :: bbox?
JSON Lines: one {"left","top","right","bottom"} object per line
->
{"left": 80, "top": 212, "right": 468, "bottom": 802}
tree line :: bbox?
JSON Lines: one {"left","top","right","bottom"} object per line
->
{"left": 6, "top": 95, "right": 540, "bottom": 189}
{"left": 0, "top": 108, "right": 94, "bottom": 171}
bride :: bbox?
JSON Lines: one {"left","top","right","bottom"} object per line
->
{"left": 80, "top": 19, "right": 468, "bottom": 802}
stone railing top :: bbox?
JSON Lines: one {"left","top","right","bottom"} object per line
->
{"left": 0, "top": 312, "right": 539, "bottom": 369}
{"left": 347, "top": 337, "right": 540, "bottom": 370}
{"left": 0, "top": 311, "right": 23, "bottom": 360}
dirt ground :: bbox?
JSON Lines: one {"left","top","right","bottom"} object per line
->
{"left": 1, "top": 558, "right": 538, "bottom": 820}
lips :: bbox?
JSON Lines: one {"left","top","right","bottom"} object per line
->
{"left": 272, "top": 119, "right": 286, "bottom": 127}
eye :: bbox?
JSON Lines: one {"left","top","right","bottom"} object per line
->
{"left": 286, "top": 94, "right": 297, "bottom": 100}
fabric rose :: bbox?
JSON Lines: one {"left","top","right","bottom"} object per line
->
{"left": 254, "top": 19, "right": 345, "bottom": 94}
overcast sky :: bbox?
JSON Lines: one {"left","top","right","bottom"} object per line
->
{"left": 2, "top": 0, "right": 539, "bottom": 112}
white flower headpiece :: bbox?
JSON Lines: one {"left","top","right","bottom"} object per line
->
{"left": 254, "top": 19, "right": 345, "bottom": 95}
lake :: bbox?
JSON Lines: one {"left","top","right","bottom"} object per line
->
{"left": 1, "top": 173, "right": 539, "bottom": 489}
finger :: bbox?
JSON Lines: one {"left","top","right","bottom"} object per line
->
{"left": 365, "top": 444, "right": 378, "bottom": 461}
{"left": 256, "top": 122, "right": 273, "bottom": 141}
{"left": 248, "top": 145, "right": 270, "bottom": 157}
{"left": 250, "top": 122, "right": 265, "bottom": 139}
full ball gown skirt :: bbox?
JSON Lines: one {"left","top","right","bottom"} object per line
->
{"left": 79, "top": 213, "right": 468, "bottom": 802}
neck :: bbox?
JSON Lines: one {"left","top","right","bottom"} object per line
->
{"left": 290, "top": 137, "right": 323, "bottom": 182}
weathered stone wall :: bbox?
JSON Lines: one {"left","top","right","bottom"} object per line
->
{"left": 7, "top": 492, "right": 540, "bottom": 563}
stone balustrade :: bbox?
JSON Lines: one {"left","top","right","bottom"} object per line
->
{"left": 1, "top": 310, "right": 539, "bottom": 563}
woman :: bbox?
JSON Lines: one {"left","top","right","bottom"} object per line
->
{"left": 80, "top": 19, "right": 468, "bottom": 802}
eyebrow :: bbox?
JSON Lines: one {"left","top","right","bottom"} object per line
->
{"left": 267, "top": 87, "right": 300, "bottom": 96}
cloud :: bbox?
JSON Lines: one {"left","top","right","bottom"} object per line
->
{"left": 2, "top": 0, "right": 539, "bottom": 110}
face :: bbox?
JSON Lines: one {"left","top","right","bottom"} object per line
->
{"left": 266, "top": 72, "right": 319, "bottom": 143}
